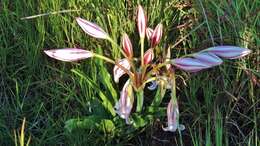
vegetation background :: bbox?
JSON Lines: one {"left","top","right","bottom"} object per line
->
{"left": 0, "top": 0, "right": 259, "bottom": 145}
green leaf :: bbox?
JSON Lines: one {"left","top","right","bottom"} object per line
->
{"left": 71, "top": 69, "right": 116, "bottom": 116}
{"left": 132, "top": 114, "right": 147, "bottom": 128}
{"left": 98, "top": 119, "right": 115, "bottom": 133}
{"left": 65, "top": 116, "right": 101, "bottom": 133}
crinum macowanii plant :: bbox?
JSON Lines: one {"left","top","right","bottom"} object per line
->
{"left": 44, "top": 5, "right": 251, "bottom": 132}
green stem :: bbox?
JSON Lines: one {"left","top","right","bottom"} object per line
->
{"left": 93, "top": 53, "right": 115, "bottom": 64}
{"left": 136, "top": 90, "right": 144, "bottom": 112}
{"left": 171, "top": 69, "right": 177, "bottom": 104}
{"left": 140, "top": 37, "right": 144, "bottom": 67}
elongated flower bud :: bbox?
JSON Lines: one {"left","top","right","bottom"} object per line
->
{"left": 193, "top": 52, "right": 223, "bottom": 66}
{"left": 146, "top": 28, "right": 153, "bottom": 40}
{"left": 115, "top": 80, "right": 134, "bottom": 124}
{"left": 122, "top": 34, "right": 133, "bottom": 58}
{"left": 76, "top": 17, "right": 109, "bottom": 39}
{"left": 44, "top": 48, "right": 94, "bottom": 62}
{"left": 163, "top": 99, "right": 185, "bottom": 132}
{"left": 205, "top": 46, "right": 251, "bottom": 59}
{"left": 137, "top": 5, "right": 146, "bottom": 38}
{"left": 143, "top": 49, "right": 154, "bottom": 65}
{"left": 151, "top": 23, "right": 163, "bottom": 47}
{"left": 113, "top": 59, "right": 131, "bottom": 83}
{"left": 171, "top": 58, "right": 211, "bottom": 72}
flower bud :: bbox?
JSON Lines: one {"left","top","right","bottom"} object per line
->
{"left": 151, "top": 23, "right": 163, "bottom": 47}
{"left": 171, "top": 58, "right": 211, "bottom": 72}
{"left": 137, "top": 5, "right": 146, "bottom": 38}
{"left": 113, "top": 59, "right": 131, "bottom": 83}
{"left": 122, "top": 33, "right": 133, "bottom": 58}
{"left": 114, "top": 80, "right": 134, "bottom": 124}
{"left": 44, "top": 48, "right": 94, "bottom": 62}
{"left": 163, "top": 99, "right": 185, "bottom": 132}
{"left": 143, "top": 49, "right": 154, "bottom": 65}
{"left": 206, "top": 46, "right": 251, "bottom": 59}
{"left": 76, "top": 17, "right": 108, "bottom": 39}
{"left": 146, "top": 28, "right": 153, "bottom": 40}
{"left": 193, "top": 52, "right": 223, "bottom": 66}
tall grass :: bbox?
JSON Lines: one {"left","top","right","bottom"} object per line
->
{"left": 0, "top": 0, "right": 259, "bottom": 145}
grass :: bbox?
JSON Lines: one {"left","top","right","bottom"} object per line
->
{"left": 0, "top": 0, "right": 259, "bottom": 145}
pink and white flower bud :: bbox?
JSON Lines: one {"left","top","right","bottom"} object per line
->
{"left": 163, "top": 99, "right": 185, "bottom": 132}
{"left": 115, "top": 80, "right": 134, "bottom": 124}
{"left": 151, "top": 23, "right": 163, "bottom": 47}
{"left": 113, "top": 59, "right": 131, "bottom": 83}
{"left": 76, "top": 17, "right": 109, "bottom": 39}
{"left": 143, "top": 49, "right": 154, "bottom": 65}
{"left": 194, "top": 52, "right": 223, "bottom": 66}
{"left": 146, "top": 28, "right": 153, "bottom": 40}
{"left": 171, "top": 58, "right": 211, "bottom": 72}
{"left": 44, "top": 48, "right": 94, "bottom": 62}
{"left": 206, "top": 46, "right": 251, "bottom": 59}
{"left": 122, "top": 34, "right": 133, "bottom": 58}
{"left": 137, "top": 5, "right": 146, "bottom": 38}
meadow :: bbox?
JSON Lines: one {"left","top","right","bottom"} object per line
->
{"left": 0, "top": 0, "right": 259, "bottom": 145}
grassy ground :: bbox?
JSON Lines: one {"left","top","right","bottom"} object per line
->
{"left": 0, "top": 0, "right": 259, "bottom": 145}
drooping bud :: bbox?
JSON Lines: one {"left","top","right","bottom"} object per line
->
{"left": 76, "top": 17, "right": 109, "bottom": 39}
{"left": 193, "top": 52, "right": 223, "bottom": 66}
{"left": 146, "top": 27, "right": 153, "bottom": 41}
{"left": 122, "top": 33, "right": 133, "bottom": 58}
{"left": 137, "top": 5, "right": 146, "bottom": 38}
{"left": 44, "top": 48, "right": 94, "bottom": 62}
{"left": 151, "top": 23, "right": 163, "bottom": 47}
{"left": 205, "top": 46, "right": 251, "bottom": 59}
{"left": 143, "top": 49, "right": 154, "bottom": 65}
{"left": 163, "top": 99, "right": 185, "bottom": 132}
{"left": 114, "top": 80, "right": 134, "bottom": 124}
{"left": 171, "top": 58, "right": 211, "bottom": 72}
{"left": 113, "top": 59, "right": 131, "bottom": 83}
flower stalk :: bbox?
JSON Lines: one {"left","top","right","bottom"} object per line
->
{"left": 136, "top": 89, "right": 144, "bottom": 113}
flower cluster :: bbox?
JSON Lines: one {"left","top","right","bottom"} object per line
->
{"left": 44, "top": 5, "right": 251, "bottom": 132}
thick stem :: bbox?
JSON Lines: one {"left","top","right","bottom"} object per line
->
{"left": 136, "top": 90, "right": 144, "bottom": 112}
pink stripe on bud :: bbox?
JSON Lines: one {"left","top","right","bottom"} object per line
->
{"left": 44, "top": 48, "right": 94, "bottom": 62}
{"left": 76, "top": 17, "right": 108, "bottom": 39}
{"left": 143, "top": 49, "right": 154, "bottom": 65}
{"left": 115, "top": 80, "right": 134, "bottom": 124}
{"left": 171, "top": 58, "right": 211, "bottom": 72}
{"left": 194, "top": 52, "right": 223, "bottom": 66}
{"left": 122, "top": 33, "right": 133, "bottom": 58}
{"left": 163, "top": 100, "right": 185, "bottom": 132}
{"left": 113, "top": 59, "right": 131, "bottom": 83}
{"left": 146, "top": 28, "right": 153, "bottom": 41}
{"left": 151, "top": 23, "right": 163, "bottom": 47}
{"left": 137, "top": 5, "right": 147, "bottom": 38}
{"left": 206, "top": 46, "right": 251, "bottom": 59}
